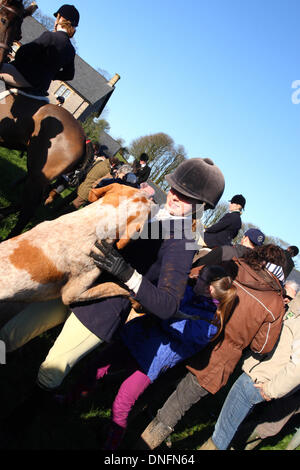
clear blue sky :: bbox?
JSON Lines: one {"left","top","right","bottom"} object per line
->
{"left": 34, "top": 0, "right": 299, "bottom": 248}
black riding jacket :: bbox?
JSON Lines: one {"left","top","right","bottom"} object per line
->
{"left": 13, "top": 30, "right": 75, "bottom": 94}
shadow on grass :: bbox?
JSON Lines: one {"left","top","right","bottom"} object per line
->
{"left": 0, "top": 150, "right": 78, "bottom": 238}
{"left": 0, "top": 152, "right": 27, "bottom": 206}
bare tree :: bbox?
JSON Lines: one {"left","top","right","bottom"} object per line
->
{"left": 202, "top": 201, "right": 228, "bottom": 229}
{"left": 32, "top": 6, "right": 55, "bottom": 31}
{"left": 129, "top": 133, "right": 187, "bottom": 188}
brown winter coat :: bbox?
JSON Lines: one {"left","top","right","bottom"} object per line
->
{"left": 186, "top": 258, "right": 286, "bottom": 394}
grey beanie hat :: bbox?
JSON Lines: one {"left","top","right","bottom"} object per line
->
{"left": 165, "top": 158, "right": 225, "bottom": 209}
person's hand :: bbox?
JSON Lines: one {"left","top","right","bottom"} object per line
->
{"left": 90, "top": 239, "right": 134, "bottom": 283}
{"left": 254, "top": 382, "right": 272, "bottom": 401}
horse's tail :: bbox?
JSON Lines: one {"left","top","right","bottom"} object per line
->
{"left": 78, "top": 139, "right": 94, "bottom": 173}
{"left": 67, "top": 139, "right": 95, "bottom": 187}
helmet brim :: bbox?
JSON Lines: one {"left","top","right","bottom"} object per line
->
{"left": 165, "top": 174, "right": 208, "bottom": 205}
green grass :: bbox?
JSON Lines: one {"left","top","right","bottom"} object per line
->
{"left": 0, "top": 150, "right": 299, "bottom": 451}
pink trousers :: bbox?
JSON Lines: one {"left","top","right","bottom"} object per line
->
{"left": 92, "top": 342, "right": 151, "bottom": 429}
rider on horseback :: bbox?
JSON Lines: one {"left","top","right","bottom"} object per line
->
{"left": 0, "top": 4, "right": 79, "bottom": 95}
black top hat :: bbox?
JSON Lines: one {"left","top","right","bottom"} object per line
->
{"left": 56, "top": 95, "right": 65, "bottom": 104}
{"left": 54, "top": 4, "right": 80, "bottom": 26}
{"left": 229, "top": 194, "right": 246, "bottom": 209}
{"left": 139, "top": 153, "right": 149, "bottom": 162}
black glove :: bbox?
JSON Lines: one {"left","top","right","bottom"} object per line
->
{"left": 90, "top": 239, "right": 135, "bottom": 283}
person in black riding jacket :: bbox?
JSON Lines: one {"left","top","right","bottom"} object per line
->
{"left": 0, "top": 4, "right": 79, "bottom": 95}
{"left": 204, "top": 194, "right": 246, "bottom": 248}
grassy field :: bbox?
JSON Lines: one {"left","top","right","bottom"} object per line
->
{"left": 0, "top": 148, "right": 299, "bottom": 452}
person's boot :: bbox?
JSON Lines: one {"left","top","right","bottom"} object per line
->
{"left": 44, "top": 189, "right": 58, "bottom": 205}
{"left": 138, "top": 416, "right": 174, "bottom": 450}
{"left": 244, "top": 437, "right": 263, "bottom": 450}
{"left": 197, "top": 437, "right": 219, "bottom": 450}
{"left": 243, "top": 430, "right": 263, "bottom": 450}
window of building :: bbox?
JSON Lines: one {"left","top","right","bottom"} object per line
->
{"left": 55, "top": 84, "right": 71, "bottom": 100}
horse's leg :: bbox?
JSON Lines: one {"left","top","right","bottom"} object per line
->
{"left": 2, "top": 173, "right": 48, "bottom": 240}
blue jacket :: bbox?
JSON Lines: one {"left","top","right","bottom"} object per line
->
{"left": 120, "top": 286, "right": 218, "bottom": 382}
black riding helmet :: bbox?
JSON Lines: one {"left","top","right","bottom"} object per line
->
{"left": 165, "top": 158, "right": 225, "bottom": 209}
{"left": 54, "top": 4, "right": 80, "bottom": 27}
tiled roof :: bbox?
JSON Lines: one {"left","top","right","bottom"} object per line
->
{"left": 98, "top": 131, "right": 121, "bottom": 158}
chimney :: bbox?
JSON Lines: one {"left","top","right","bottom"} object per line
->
{"left": 107, "top": 74, "right": 120, "bottom": 87}
{"left": 29, "top": 2, "right": 38, "bottom": 14}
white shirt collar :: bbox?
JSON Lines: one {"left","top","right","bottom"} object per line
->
{"left": 150, "top": 205, "right": 192, "bottom": 223}
{"left": 56, "top": 26, "right": 68, "bottom": 33}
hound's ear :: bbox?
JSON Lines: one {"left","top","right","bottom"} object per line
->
{"left": 116, "top": 221, "right": 142, "bottom": 250}
{"left": 24, "top": 2, "right": 38, "bottom": 17}
{"left": 88, "top": 184, "right": 116, "bottom": 202}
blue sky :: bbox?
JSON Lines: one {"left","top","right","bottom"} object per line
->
{"left": 34, "top": 0, "right": 299, "bottom": 249}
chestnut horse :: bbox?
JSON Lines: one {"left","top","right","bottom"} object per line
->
{"left": 0, "top": 0, "right": 86, "bottom": 239}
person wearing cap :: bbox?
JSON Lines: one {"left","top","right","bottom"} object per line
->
{"left": 93, "top": 164, "right": 139, "bottom": 190}
{"left": 135, "top": 153, "right": 151, "bottom": 184}
{"left": 194, "top": 227, "right": 287, "bottom": 291}
{"left": 203, "top": 194, "right": 246, "bottom": 248}
{"left": 0, "top": 4, "right": 79, "bottom": 95}
{"left": 56, "top": 95, "right": 65, "bottom": 106}
{"left": 193, "top": 227, "right": 265, "bottom": 268}
{"left": 2, "top": 158, "right": 225, "bottom": 418}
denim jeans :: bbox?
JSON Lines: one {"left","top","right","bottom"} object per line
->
{"left": 212, "top": 372, "right": 264, "bottom": 450}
